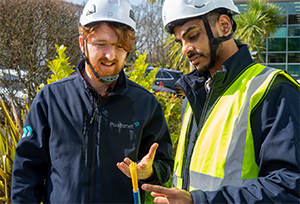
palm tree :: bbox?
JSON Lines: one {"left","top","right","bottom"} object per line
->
{"left": 234, "top": 0, "right": 283, "bottom": 62}
{"left": 163, "top": 35, "right": 191, "bottom": 71}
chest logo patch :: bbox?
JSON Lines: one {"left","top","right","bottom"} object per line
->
{"left": 109, "top": 121, "right": 139, "bottom": 129}
{"left": 21, "top": 126, "right": 33, "bottom": 138}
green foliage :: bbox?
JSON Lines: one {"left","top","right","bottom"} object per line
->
{"left": 127, "top": 52, "right": 182, "bottom": 143}
{"left": 163, "top": 34, "right": 189, "bottom": 71}
{"left": 144, "top": 90, "right": 182, "bottom": 202}
{"left": 0, "top": 44, "right": 74, "bottom": 203}
{"left": 38, "top": 44, "right": 75, "bottom": 91}
{"left": 0, "top": 100, "right": 28, "bottom": 203}
{"left": 127, "top": 51, "right": 159, "bottom": 92}
{"left": 129, "top": 52, "right": 183, "bottom": 203}
{"left": 47, "top": 44, "right": 75, "bottom": 84}
{"left": 234, "top": 0, "right": 283, "bottom": 62}
{"left": 0, "top": 0, "right": 82, "bottom": 107}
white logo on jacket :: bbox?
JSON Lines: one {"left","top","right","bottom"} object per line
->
{"left": 109, "top": 121, "right": 139, "bottom": 129}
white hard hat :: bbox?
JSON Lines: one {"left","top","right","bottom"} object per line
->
{"left": 162, "top": 0, "right": 239, "bottom": 32}
{"left": 80, "top": 0, "right": 136, "bottom": 31}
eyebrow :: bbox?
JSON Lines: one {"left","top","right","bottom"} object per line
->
{"left": 91, "top": 39, "right": 119, "bottom": 46}
{"left": 91, "top": 39, "right": 106, "bottom": 43}
{"left": 175, "top": 26, "right": 198, "bottom": 43}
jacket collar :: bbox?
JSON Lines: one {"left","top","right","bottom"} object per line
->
{"left": 213, "top": 44, "right": 256, "bottom": 88}
{"left": 177, "top": 44, "right": 255, "bottom": 91}
{"left": 75, "top": 59, "right": 128, "bottom": 96}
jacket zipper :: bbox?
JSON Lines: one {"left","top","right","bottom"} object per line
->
{"left": 82, "top": 115, "right": 88, "bottom": 161}
{"left": 197, "top": 77, "right": 215, "bottom": 131}
{"left": 84, "top": 80, "right": 125, "bottom": 202}
{"left": 85, "top": 86, "right": 101, "bottom": 203}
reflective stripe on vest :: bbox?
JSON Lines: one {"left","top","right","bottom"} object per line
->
{"left": 173, "top": 102, "right": 193, "bottom": 189}
{"left": 188, "top": 64, "right": 299, "bottom": 191}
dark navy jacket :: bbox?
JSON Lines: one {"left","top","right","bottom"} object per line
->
{"left": 176, "top": 45, "right": 300, "bottom": 203}
{"left": 11, "top": 59, "right": 174, "bottom": 203}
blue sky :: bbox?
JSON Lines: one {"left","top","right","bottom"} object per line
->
{"left": 65, "top": 0, "right": 144, "bottom": 6}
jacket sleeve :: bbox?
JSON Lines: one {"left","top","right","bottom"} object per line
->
{"left": 139, "top": 98, "right": 174, "bottom": 186}
{"left": 191, "top": 76, "right": 300, "bottom": 203}
{"left": 11, "top": 90, "right": 50, "bottom": 203}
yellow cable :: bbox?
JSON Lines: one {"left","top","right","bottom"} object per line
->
{"left": 129, "top": 162, "right": 138, "bottom": 192}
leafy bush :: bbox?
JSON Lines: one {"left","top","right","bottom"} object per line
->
{"left": 37, "top": 44, "right": 75, "bottom": 92}
{"left": 127, "top": 52, "right": 183, "bottom": 202}
{"left": 0, "top": 44, "right": 74, "bottom": 203}
{"left": 127, "top": 52, "right": 182, "bottom": 153}
{"left": 126, "top": 51, "right": 159, "bottom": 92}
{"left": 0, "top": 0, "right": 82, "bottom": 107}
{"left": 0, "top": 100, "right": 28, "bottom": 203}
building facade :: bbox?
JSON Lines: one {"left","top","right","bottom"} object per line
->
{"left": 234, "top": 0, "right": 300, "bottom": 80}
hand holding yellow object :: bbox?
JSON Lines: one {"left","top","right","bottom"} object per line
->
{"left": 129, "top": 162, "right": 141, "bottom": 204}
{"left": 117, "top": 143, "right": 159, "bottom": 180}
{"left": 129, "top": 162, "right": 138, "bottom": 192}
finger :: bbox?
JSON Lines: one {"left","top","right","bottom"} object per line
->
{"left": 123, "top": 157, "right": 133, "bottom": 166}
{"left": 153, "top": 196, "right": 170, "bottom": 204}
{"left": 142, "top": 184, "right": 172, "bottom": 196}
{"left": 146, "top": 143, "right": 159, "bottom": 160}
{"left": 151, "top": 192, "right": 166, "bottom": 198}
{"left": 116, "top": 162, "right": 131, "bottom": 178}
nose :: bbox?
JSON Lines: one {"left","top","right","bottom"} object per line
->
{"left": 182, "top": 42, "right": 194, "bottom": 57}
{"left": 105, "top": 45, "right": 116, "bottom": 61}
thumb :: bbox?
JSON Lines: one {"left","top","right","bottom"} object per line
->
{"left": 147, "top": 143, "right": 159, "bottom": 161}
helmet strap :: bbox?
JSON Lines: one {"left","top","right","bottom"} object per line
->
{"left": 81, "top": 34, "right": 119, "bottom": 85}
{"left": 201, "top": 15, "right": 233, "bottom": 70}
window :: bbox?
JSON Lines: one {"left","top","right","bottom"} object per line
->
{"left": 268, "top": 38, "right": 286, "bottom": 51}
{"left": 288, "top": 64, "right": 300, "bottom": 75}
{"left": 272, "top": 27, "right": 287, "bottom": 37}
{"left": 288, "top": 25, "right": 300, "bottom": 36}
{"left": 269, "top": 65, "right": 286, "bottom": 70}
{"left": 288, "top": 14, "right": 300, "bottom": 25}
{"left": 288, "top": 1, "right": 300, "bottom": 13}
{"left": 268, "top": 53, "right": 286, "bottom": 63}
{"left": 236, "top": 1, "right": 300, "bottom": 80}
{"left": 279, "top": 16, "right": 287, "bottom": 26}
{"left": 277, "top": 2, "right": 287, "bottom": 14}
{"left": 156, "top": 71, "right": 173, "bottom": 80}
{"left": 288, "top": 53, "right": 300, "bottom": 63}
{"left": 236, "top": 4, "right": 247, "bottom": 13}
{"left": 288, "top": 38, "right": 300, "bottom": 51}
{"left": 260, "top": 53, "right": 266, "bottom": 62}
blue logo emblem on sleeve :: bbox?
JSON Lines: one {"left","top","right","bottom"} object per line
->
{"left": 21, "top": 126, "right": 33, "bottom": 138}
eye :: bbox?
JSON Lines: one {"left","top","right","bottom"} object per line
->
{"left": 91, "top": 41, "right": 106, "bottom": 48}
{"left": 190, "top": 33, "right": 199, "bottom": 40}
{"left": 116, "top": 45, "right": 124, "bottom": 50}
{"left": 95, "top": 43, "right": 105, "bottom": 47}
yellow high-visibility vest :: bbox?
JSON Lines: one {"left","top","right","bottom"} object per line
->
{"left": 173, "top": 63, "right": 300, "bottom": 191}
{"left": 173, "top": 102, "right": 193, "bottom": 189}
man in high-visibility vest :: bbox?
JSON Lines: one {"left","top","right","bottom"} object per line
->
{"left": 141, "top": 0, "right": 300, "bottom": 203}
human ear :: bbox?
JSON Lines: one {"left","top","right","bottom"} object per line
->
{"left": 79, "top": 36, "right": 84, "bottom": 52}
{"left": 218, "top": 14, "right": 232, "bottom": 36}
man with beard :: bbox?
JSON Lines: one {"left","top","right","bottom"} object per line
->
{"left": 141, "top": 0, "right": 300, "bottom": 203}
{"left": 11, "top": 0, "right": 173, "bottom": 203}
